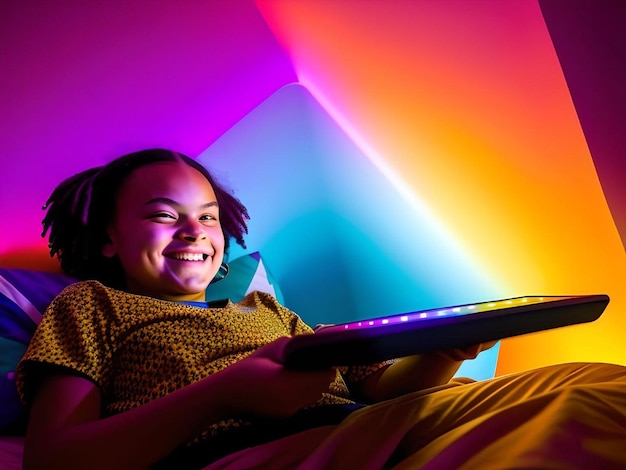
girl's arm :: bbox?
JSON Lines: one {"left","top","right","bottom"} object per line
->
{"left": 354, "top": 341, "right": 498, "bottom": 403}
{"left": 24, "top": 337, "right": 335, "bottom": 470}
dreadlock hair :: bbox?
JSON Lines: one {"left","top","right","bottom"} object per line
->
{"left": 42, "top": 149, "right": 249, "bottom": 288}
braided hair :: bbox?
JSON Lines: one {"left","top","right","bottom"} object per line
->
{"left": 42, "top": 149, "right": 249, "bottom": 288}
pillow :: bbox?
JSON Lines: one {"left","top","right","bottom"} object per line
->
{"left": 0, "top": 251, "right": 282, "bottom": 434}
{"left": 206, "top": 251, "right": 284, "bottom": 304}
{"left": 0, "top": 269, "right": 76, "bottom": 434}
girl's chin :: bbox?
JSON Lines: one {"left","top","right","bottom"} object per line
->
{"left": 165, "top": 265, "right": 216, "bottom": 285}
{"left": 152, "top": 274, "right": 210, "bottom": 300}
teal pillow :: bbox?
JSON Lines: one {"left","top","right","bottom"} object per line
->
{"left": 206, "top": 251, "right": 284, "bottom": 304}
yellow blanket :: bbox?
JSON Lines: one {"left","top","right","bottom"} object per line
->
{"left": 205, "top": 362, "right": 626, "bottom": 469}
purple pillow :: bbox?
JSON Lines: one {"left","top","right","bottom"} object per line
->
{"left": 0, "top": 269, "right": 76, "bottom": 433}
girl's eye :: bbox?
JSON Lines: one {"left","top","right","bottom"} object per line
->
{"left": 200, "top": 214, "right": 216, "bottom": 221}
{"left": 149, "top": 212, "right": 177, "bottom": 220}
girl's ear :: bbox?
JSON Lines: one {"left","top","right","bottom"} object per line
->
{"left": 102, "top": 233, "right": 117, "bottom": 258}
{"left": 102, "top": 242, "right": 117, "bottom": 258}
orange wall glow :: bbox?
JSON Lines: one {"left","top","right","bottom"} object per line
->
{"left": 256, "top": 0, "right": 626, "bottom": 374}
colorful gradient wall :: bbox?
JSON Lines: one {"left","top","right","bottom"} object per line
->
{"left": 1, "top": 1, "right": 624, "bottom": 379}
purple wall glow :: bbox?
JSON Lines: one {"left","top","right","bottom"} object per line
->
{"left": 0, "top": 0, "right": 296, "bottom": 268}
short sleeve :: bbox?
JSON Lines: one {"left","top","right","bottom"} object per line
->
{"left": 16, "top": 281, "right": 116, "bottom": 405}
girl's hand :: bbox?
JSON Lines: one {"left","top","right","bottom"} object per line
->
{"left": 215, "top": 337, "right": 337, "bottom": 420}
{"left": 356, "top": 340, "right": 499, "bottom": 402}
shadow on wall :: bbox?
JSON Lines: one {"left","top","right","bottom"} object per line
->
{"left": 539, "top": 0, "right": 626, "bottom": 252}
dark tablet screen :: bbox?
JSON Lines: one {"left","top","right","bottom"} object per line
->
{"left": 281, "top": 294, "right": 609, "bottom": 369}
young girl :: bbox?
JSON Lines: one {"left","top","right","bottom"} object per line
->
{"left": 17, "top": 149, "right": 626, "bottom": 469}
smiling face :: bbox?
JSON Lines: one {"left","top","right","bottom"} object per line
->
{"left": 102, "top": 161, "right": 225, "bottom": 301}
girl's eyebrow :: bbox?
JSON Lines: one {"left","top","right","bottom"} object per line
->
{"left": 144, "top": 197, "right": 218, "bottom": 208}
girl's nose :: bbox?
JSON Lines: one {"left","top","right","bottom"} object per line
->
{"left": 177, "top": 219, "right": 208, "bottom": 242}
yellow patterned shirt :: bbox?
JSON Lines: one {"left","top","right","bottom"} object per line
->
{"left": 17, "top": 281, "right": 389, "bottom": 439}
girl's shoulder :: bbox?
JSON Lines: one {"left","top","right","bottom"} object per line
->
{"left": 236, "top": 291, "right": 313, "bottom": 334}
{"left": 54, "top": 280, "right": 156, "bottom": 302}
{"left": 50, "top": 279, "right": 129, "bottom": 306}
{"left": 235, "top": 290, "right": 288, "bottom": 312}
{"left": 48, "top": 279, "right": 109, "bottom": 304}
{"left": 48, "top": 280, "right": 159, "bottom": 316}
{"left": 55, "top": 279, "right": 114, "bottom": 295}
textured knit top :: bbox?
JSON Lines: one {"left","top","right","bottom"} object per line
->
{"left": 17, "top": 281, "right": 389, "bottom": 439}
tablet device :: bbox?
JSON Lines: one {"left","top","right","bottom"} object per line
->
{"left": 281, "top": 294, "right": 609, "bottom": 369}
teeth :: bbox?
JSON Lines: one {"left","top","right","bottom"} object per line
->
{"left": 173, "top": 253, "right": 205, "bottom": 261}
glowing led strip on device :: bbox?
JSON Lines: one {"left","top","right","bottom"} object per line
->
{"left": 338, "top": 297, "right": 571, "bottom": 331}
